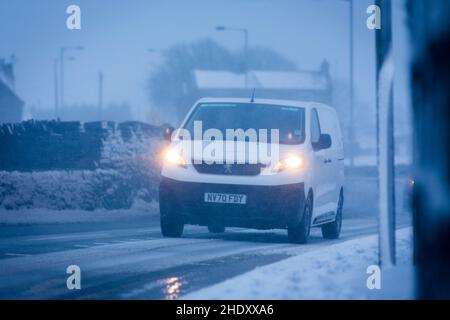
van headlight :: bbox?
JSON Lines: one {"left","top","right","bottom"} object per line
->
{"left": 164, "top": 148, "right": 187, "bottom": 168}
{"left": 273, "top": 155, "right": 304, "bottom": 172}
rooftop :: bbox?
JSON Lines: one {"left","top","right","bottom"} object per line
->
{"left": 194, "top": 69, "right": 329, "bottom": 90}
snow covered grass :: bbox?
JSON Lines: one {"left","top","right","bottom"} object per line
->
{"left": 184, "top": 227, "right": 413, "bottom": 300}
{"left": 0, "top": 200, "right": 159, "bottom": 225}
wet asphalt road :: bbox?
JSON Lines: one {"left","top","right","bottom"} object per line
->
{"left": 0, "top": 176, "right": 412, "bottom": 299}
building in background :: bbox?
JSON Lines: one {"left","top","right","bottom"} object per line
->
{"left": 0, "top": 58, "right": 24, "bottom": 123}
{"left": 192, "top": 61, "right": 332, "bottom": 104}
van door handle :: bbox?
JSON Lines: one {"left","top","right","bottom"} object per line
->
{"left": 324, "top": 159, "right": 332, "bottom": 164}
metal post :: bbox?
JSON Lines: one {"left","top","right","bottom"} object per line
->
{"left": 53, "top": 58, "right": 59, "bottom": 119}
{"left": 376, "top": 0, "right": 396, "bottom": 268}
{"left": 59, "top": 48, "right": 65, "bottom": 119}
{"left": 58, "top": 46, "right": 84, "bottom": 120}
{"left": 98, "top": 71, "right": 103, "bottom": 121}
{"left": 244, "top": 29, "right": 248, "bottom": 89}
{"left": 9, "top": 54, "right": 16, "bottom": 91}
{"left": 349, "top": 0, "right": 354, "bottom": 166}
{"left": 337, "top": 0, "right": 355, "bottom": 165}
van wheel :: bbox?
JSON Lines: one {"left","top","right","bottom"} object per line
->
{"left": 208, "top": 225, "right": 225, "bottom": 233}
{"left": 161, "top": 214, "right": 184, "bottom": 237}
{"left": 288, "top": 196, "right": 312, "bottom": 244}
{"left": 321, "top": 190, "right": 343, "bottom": 239}
{"left": 160, "top": 201, "right": 184, "bottom": 238}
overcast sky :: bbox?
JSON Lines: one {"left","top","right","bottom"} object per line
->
{"left": 0, "top": 0, "right": 409, "bottom": 121}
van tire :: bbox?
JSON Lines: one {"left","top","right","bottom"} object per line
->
{"left": 288, "top": 195, "right": 312, "bottom": 244}
{"left": 321, "top": 190, "right": 343, "bottom": 239}
{"left": 159, "top": 198, "right": 184, "bottom": 238}
{"left": 208, "top": 225, "right": 225, "bottom": 233}
{"left": 161, "top": 214, "right": 184, "bottom": 237}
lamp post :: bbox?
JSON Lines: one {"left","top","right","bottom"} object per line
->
{"left": 53, "top": 58, "right": 59, "bottom": 119}
{"left": 59, "top": 45, "right": 84, "bottom": 119}
{"left": 337, "top": 0, "right": 354, "bottom": 165}
{"left": 375, "top": 0, "right": 396, "bottom": 268}
{"left": 98, "top": 71, "right": 103, "bottom": 121}
{"left": 216, "top": 25, "right": 249, "bottom": 89}
{"left": 348, "top": 0, "right": 354, "bottom": 166}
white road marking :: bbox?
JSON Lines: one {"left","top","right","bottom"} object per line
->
{"left": 24, "top": 233, "right": 110, "bottom": 242}
{"left": 73, "top": 244, "right": 90, "bottom": 248}
{"left": 4, "top": 253, "right": 31, "bottom": 257}
{"left": 134, "top": 228, "right": 161, "bottom": 233}
{"left": 21, "top": 228, "right": 159, "bottom": 243}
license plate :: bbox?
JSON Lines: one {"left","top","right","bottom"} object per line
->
{"left": 204, "top": 192, "right": 247, "bottom": 204}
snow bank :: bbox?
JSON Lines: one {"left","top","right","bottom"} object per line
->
{"left": 184, "top": 228, "right": 413, "bottom": 300}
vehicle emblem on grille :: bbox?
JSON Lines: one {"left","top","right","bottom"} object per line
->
{"left": 223, "top": 163, "right": 233, "bottom": 174}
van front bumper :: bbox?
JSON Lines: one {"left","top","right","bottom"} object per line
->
{"left": 159, "top": 177, "right": 305, "bottom": 229}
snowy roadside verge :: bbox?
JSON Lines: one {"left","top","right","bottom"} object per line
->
{"left": 0, "top": 200, "right": 159, "bottom": 225}
{"left": 184, "top": 228, "right": 413, "bottom": 300}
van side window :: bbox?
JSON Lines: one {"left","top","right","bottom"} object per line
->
{"left": 311, "top": 109, "right": 321, "bottom": 144}
{"left": 317, "top": 108, "right": 340, "bottom": 149}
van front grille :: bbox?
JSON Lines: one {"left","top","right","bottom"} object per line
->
{"left": 192, "top": 162, "right": 263, "bottom": 176}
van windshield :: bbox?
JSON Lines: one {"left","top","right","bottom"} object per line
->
{"left": 183, "top": 103, "right": 305, "bottom": 145}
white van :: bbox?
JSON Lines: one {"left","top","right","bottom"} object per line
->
{"left": 159, "top": 98, "right": 344, "bottom": 243}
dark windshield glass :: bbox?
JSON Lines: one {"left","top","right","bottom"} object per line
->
{"left": 183, "top": 103, "right": 305, "bottom": 145}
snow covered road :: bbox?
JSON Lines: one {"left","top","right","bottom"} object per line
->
{"left": 0, "top": 176, "right": 412, "bottom": 299}
{"left": 0, "top": 216, "right": 410, "bottom": 299}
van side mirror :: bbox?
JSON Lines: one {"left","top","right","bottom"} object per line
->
{"left": 314, "top": 133, "right": 332, "bottom": 150}
{"left": 163, "top": 126, "right": 175, "bottom": 142}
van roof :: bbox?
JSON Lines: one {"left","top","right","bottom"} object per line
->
{"left": 196, "top": 97, "right": 334, "bottom": 112}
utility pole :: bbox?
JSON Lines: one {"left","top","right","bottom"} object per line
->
{"left": 337, "top": 0, "right": 355, "bottom": 165}
{"left": 348, "top": 0, "right": 354, "bottom": 166}
{"left": 375, "top": 0, "right": 396, "bottom": 268}
{"left": 98, "top": 71, "right": 103, "bottom": 121}
{"left": 59, "top": 48, "right": 65, "bottom": 119}
{"left": 59, "top": 46, "right": 84, "bottom": 119}
{"left": 53, "top": 58, "right": 59, "bottom": 119}
{"left": 9, "top": 54, "right": 17, "bottom": 91}
{"left": 243, "top": 28, "right": 248, "bottom": 89}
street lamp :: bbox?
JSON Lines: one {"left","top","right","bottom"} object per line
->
{"left": 53, "top": 58, "right": 59, "bottom": 119}
{"left": 53, "top": 55, "right": 75, "bottom": 119}
{"left": 215, "top": 25, "right": 249, "bottom": 89}
{"left": 59, "top": 45, "right": 84, "bottom": 119}
{"left": 337, "top": 0, "right": 354, "bottom": 166}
